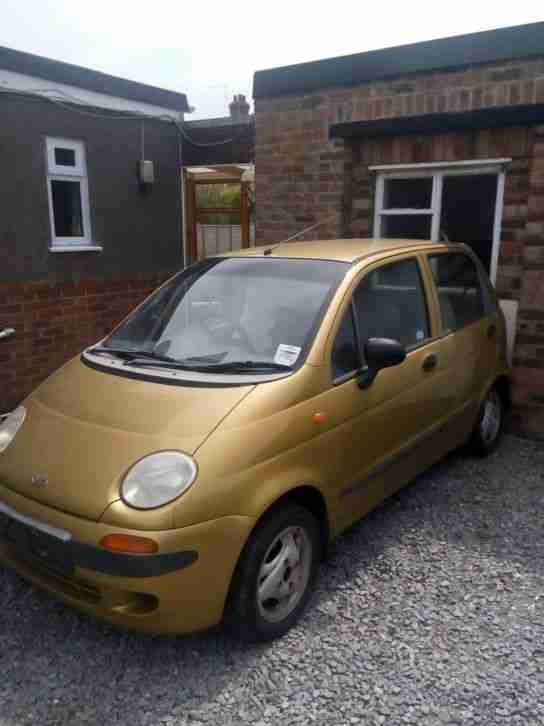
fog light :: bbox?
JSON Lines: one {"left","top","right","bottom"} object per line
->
{"left": 100, "top": 534, "right": 158, "bottom": 554}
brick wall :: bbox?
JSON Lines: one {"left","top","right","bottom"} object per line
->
{"left": 513, "top": 124, "right": 544, "bottom": 436}
{"left": 345, "top": 127, "right": 533, "bottom": 295}
{"left": 0, "top": 272, "right": 170, "bottom": 412}
{"left": 255, "top": 57, "right": 544, "bottom": 245}
{"left": 255, "top": 57, "right": 544, "bottom": 436}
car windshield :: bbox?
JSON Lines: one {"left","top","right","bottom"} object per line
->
{"left": 96, "top": 257, "right": 348, "bottom": 373}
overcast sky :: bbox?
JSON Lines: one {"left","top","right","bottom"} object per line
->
{"left": 2, "top": 1, "right": 542, "bottom": 119}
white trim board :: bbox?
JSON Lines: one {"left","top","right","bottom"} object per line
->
{"left": 369, "top": 159, "right": 512, "bottom": 172}
{"left": 0, "top": 68, "right": 184, "bottom": 119}
{"left": 48, "top": 245, "right": 102, "bottom": 253}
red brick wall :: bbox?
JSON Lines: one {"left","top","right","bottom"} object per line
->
{"left": 255, "top": 57, "right": 544, "bottom": 436}
{"left": 255, "top": 57, "right": 544, "bottom": 245}
{"left": 513, "top": 125, "right": 544, "bottom": 436}
{"left": 0, "top": 272, "right": 170, "bottom": 413}
{"left": 345, "top": 127, "right": 533, "bottom": 295}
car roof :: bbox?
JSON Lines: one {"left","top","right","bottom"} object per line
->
{"left": 220, "top": 238, "right": 465, "bottom": 263}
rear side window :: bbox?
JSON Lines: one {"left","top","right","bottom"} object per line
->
{"left": 429, "top": 254, "right": 485, "bottom": 333}
{"left": 354, "top": 258, "right": 430, "bottom": 349}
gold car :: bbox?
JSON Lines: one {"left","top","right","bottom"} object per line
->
{"left": 0, "top": 239, "right": 509, "bottom": 640}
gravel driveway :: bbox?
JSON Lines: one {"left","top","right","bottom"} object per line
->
{"left": 1, "top": 434, "right": 543, "bottom": 726}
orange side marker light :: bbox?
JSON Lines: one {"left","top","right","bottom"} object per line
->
{"left": 100, "top": 534, "right": 158, "bottom": 554}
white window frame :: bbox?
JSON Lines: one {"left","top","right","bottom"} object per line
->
{"left": 371, "top": 159, "right": 510, "bottom": 285}
{"left": 46, "top": 137, "right": 97, "bottom": 251}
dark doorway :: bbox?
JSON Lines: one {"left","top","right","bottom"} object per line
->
{"left": 439, "top": 174, "right": 498, "bottom": 272}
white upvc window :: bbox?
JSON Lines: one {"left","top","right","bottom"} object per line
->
{"left": 372, "top": 159, "right": 509, "bottom": 285}
{"left": 46, "top": 137, "right": 97, "bottom": 251}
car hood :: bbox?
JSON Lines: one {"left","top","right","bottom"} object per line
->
{"left": 0, "top": 358, "right": 253, "bottom": 521}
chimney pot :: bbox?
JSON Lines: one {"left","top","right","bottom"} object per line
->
{"left": 229, "top": 93, "right": 250, "bottom": 121}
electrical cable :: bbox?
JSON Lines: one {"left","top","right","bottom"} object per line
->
{"left": 0, "top": 84, "right": 342, "bottom": 244}
{"left": 0, "top": 86, "right": 250, "bottom": 147}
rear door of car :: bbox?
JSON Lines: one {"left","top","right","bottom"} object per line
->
{"left": 424, "top": 250, "right": 502, "bottom": 439}
{"left": 322, "top": 252, "right": 457, "bottom": 534}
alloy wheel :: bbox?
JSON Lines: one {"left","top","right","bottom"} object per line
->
{"left": 480, "top": 388, "right": 502, "bottom": 445}
{"left": 256, "top": 525, "right": 312, "bottom": 624}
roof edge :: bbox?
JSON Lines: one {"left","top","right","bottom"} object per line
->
{"left": 0, "top": 45, "right": 189, "bottom": 112}
{"left": 254, "top": 22, "right": 544, "bottom": 100}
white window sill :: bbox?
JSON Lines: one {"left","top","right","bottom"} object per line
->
{"left": 49, "top": 244, "right": 103, "bottom": 253}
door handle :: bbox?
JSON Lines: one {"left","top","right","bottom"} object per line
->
{"left": 487, "top": 323, "right": 497, "bottom": 339}
{"left": 422, "top": 353, "right": 438, "bottom": 372}
{"left": 0, "top": 328, "right": 15, "bottom": 340}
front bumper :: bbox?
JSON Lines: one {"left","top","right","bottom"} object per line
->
{"left": 0, "top": 484, "right": 255, "bottom": 634}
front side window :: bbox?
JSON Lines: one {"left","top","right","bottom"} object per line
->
{"left": 331, "top": 306, "right": 360, "bottom": 379}
{"left": 354, "top": 258, "right": 430, "bottom": 349}
{"left": 46, "top": 138, "right": 91, "bottom": 247}
{"left": 428, "top": 253, "right": 485, "bottom": 333}
{"left": 330, "top": 257, "right": 430, "bottom": 381}
{"left": 94, "top": 257, "right": 348, "bottom": 377}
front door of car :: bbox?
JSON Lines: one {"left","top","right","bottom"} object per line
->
{"left": 319, "top": 254, "right": 456, "bottom": 535}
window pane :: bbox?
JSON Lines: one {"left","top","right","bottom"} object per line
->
{"left": 383, "top": 178, "right": 432, "bottom": 209}
{"left": 439, "top": 174, "right": 497, "bottom": 272}
{"left": 51, "top": 180, "right": 83, "bottom": 237}
{"left": 54, "top": 148, "right": 76, "bottom": 167}
{"left": 354, "top": 258, "right": 430, "bottom": 348}
{"left": 381, "top": 214, "right": 432, "bottom": 239}
{"left": 429, "top": 254, "right": 485, "bottom": 332}
{"left": 332, "top": 307, "right": 360, "bottom": 378}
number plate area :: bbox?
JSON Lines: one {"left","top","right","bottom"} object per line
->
{"left": 0, "top": 510, "right": 74, "bottom": 577}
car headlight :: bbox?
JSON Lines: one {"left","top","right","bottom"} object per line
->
{"left": 0, "top": 406, "right": 26, "bottom": 454}
{"left": 120, "top": 451, "right": 198, "bottom": 509}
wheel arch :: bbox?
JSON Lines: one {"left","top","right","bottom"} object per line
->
{"left": 223, "top": 483, "right": 330, "bottom": 621}
{"left": 494, "top": 374, "right": 511, "bottom": 413}
{"left": 258, "top": 485, "right": 331, "bottom": 557}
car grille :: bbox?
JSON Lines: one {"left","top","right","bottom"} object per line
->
{"left": 0, "top": 508, "right": 75, "bottom": 577}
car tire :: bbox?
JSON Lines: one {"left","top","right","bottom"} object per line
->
{"left": 469, "top": 385, "right": 503, "bottom": 457}
{"left": 225, "top": 504, "right": 321, "bottom": 642}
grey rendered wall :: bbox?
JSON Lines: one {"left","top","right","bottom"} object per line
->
{"left": 0, "top": 94, "right": 183, "bottom": 281}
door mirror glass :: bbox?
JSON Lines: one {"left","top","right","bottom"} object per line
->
{"left": 358, "top": 337, "right": 406, "bottom": 389}
{"left": 365, "top": 337, "right": 407, "bottom": 368}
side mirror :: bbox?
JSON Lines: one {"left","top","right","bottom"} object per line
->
{"left": 358, "top": 337, "right": 407, "bottom": 389}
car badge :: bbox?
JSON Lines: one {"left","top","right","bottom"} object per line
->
{"left": 32, "top": 474, "right": 49, "bottom": 488}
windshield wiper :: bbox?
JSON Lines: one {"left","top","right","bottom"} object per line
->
{"left": 192, "top": 360, "right": 293, "bottom": 373}
{"left": 87, "top": 346, "right": 179, "bottom": 364}
{"left": 181, "top": 352, "right": 228, "bottom": 363}
{"left": 121, "top": 359, "right": 292, "bottom": 374}
{"left": 87, "top": 348, "right": 292, "bottom": 374}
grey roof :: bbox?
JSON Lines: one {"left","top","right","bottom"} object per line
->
{"left": 0, "top": 45, "right": 189, "bottom": 112}
{"left": 254, "top": 22, "right": 544, "bottom": 99}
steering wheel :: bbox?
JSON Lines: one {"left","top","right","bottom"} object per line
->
{"left": 232, "top": 322, "right": 257, "bottom": 354}
{"left": 203, "top": 315, "right": 257, "bottom": 354}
